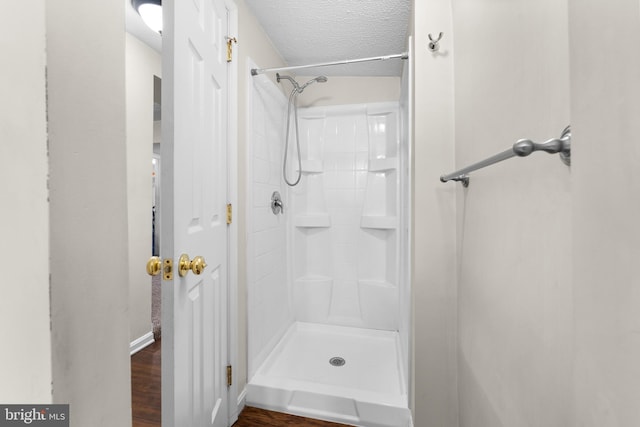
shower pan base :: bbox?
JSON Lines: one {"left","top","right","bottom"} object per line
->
{"left": 246, "top": 322, "right": 411, "bottom": 427}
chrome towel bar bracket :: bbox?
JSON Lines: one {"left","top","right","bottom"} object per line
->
{"left": 440, "top": 125, "right": 571, "bottom": 187}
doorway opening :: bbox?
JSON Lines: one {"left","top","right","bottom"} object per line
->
{"left": 132, "top": 73, "right": 163, "bottom": 427}
{"left": 151, "top": 74, "right": 161, "bottom": 340}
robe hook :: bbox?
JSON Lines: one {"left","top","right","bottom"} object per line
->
{"left": 428, "top": 32, "right": 444, "bottom": 52}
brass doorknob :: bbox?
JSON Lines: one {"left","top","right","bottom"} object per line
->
{"left": 178, "top": 254, "right": 208, "bottom": 277}
{"left": 146, "top": 256, "right": 162, "bottom": 276}
{"left": 190, "top": 256, "right": 207, "bottom": 275}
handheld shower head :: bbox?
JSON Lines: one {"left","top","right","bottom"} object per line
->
{"left": 299, "top": 75, "right": 328, "bottom": 93}
{"left": 277, "top": 73, "right": 329, "bottom": 187}
{"left": 277, "top": 73, "right": 328, "bottom": 94}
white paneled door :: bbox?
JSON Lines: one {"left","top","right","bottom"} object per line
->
{"left": 161, "top": 0, "right": 231, "bottom": 425}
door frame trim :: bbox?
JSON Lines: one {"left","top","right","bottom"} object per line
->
{"left": 224, "top": 0, "right": 240, "bottom": 424}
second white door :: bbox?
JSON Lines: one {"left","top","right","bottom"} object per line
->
{"left": 161, "top": 0, "right": 231, "bottom": 425}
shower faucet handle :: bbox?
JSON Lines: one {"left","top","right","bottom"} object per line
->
{"left": 271, "top": 191, "right": 284, "bottom": 215}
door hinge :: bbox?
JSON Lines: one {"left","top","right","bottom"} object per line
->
{"left": 226, "top": 37, "right": 237, "bottom": 62}
{"left": 226, "top": 365, "right": 232, "bottom": 387}
{"left": 226, "top": 203, "right": 233, "bottom": 225}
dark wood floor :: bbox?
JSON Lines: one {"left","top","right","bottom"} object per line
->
{"left": 232, "top": 406, "right": 347, "bottom": 427}
{"left": 131, "top": 339, "right": 161, "bottom": 426}
{"left": 131, "top": 340, "right": 348, "bottom": 427}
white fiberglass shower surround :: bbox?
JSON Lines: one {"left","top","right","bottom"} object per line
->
{"left": 246, "top": 59, "right": 411, "bottom": 427}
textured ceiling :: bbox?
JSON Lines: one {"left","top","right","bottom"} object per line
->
{"left": 245, "top": 0, "right": 411, "bottom": 76}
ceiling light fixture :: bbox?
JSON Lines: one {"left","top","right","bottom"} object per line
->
{"left": 132, "top": 0, "right": 162, "bottom": 34}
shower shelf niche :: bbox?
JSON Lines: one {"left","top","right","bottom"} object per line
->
{"left": 360, "top": 167, "right": 398, "bottom": 230}
{"left": 369, "top": 157, "right": 398, "bottom": 172}
{"left": 298, "top": 159, "right": 323, "bottom": 173}
{"left": 294, "top": 214, "right": 331, "bottom": 228}
{"left": 360, "top": 215, "right": 397, "bottom": 229}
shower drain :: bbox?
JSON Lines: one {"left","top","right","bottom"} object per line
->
{"left": 329, "top": 357, "right": 346, "bottom": 367}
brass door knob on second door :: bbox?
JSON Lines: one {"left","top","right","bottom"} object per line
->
{"left": 178, "top": 254, "right": 208, "bottom": 277}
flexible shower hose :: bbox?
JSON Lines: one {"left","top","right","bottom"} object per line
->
{"left": 283, "top": 88, "right": 302, "bottom": 187}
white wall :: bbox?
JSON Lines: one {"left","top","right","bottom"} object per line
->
{"left": 0, "top": 1, "right": 52, "bottom": 403}
{"left": 246, "top": 74, "right": 291, "bottom": 377}
{"left": 453, "top": 1, "right": 572, "bottom": 426}
{"left": 126, "top": 32, "right": 161, "bottom": 345}
{"left": 236, "top": 0, "right": 288, "bottom": 393}
{"left": 297, "top": 76, "right": 400, "bottom": 107}
{"left": 569, "top": 2, "right": 640, "bottom": 426}
{"left": 411, "top": 0, "right": 459, "bottom": 425}
{"left": 48, "top": 0, "right": 131, "bottom": 425}
{"left": 414, "top": 1, "right": 640, "bottom": 426}
{"left": 399, "top": 54, "right": 412, "bottom": 407}
{"left": 452, "top": 1, "right": 640, "bottom": 426}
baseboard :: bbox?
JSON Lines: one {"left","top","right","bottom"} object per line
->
{"left": 237, "top": 387, "right": 247, "bottom": 414}
{"left": 130, "top": 331, "right": 155, "bottom": 355}
{"left": 227, "top": 387, "right": 246, "bottom": 425}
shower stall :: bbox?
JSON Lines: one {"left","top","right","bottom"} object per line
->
{"left": 245, "top": 58, "right": 412, "bottom": 427}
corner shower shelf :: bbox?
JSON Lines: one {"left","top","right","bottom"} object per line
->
{"left": 360, "top": 216, "right": 397, "bottom": 229}
{"left": 295, "top": 214, "right": 331, "bottom": 228}
{"left": 368, "top": 157, "right": 398, "bottom": 172}
{"left": 359, "top": 279, "right": 396, "bottom": 289}
{"left": 296, "top": 275, "right": 332, "bottom": 283}
{"left": 298, "top": 159, "right": 323, "bottom": 174}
